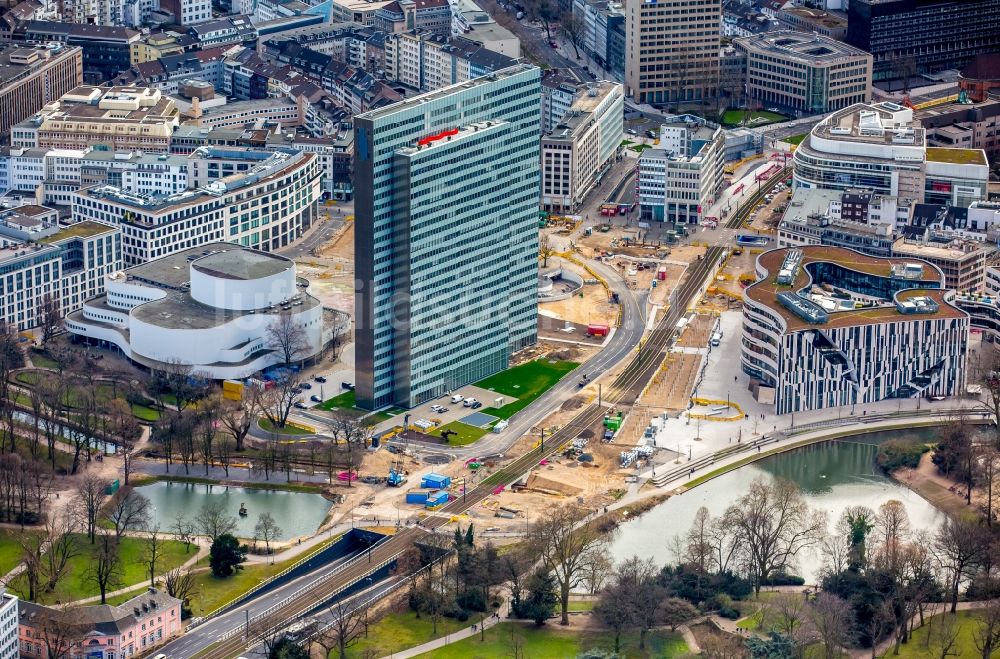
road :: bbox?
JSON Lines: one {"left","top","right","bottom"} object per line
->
{"left": 155, "top": 546, "right": 367, "bottom": 658}
{"left": 276, "top": 200, "right": 352, "bottom": 259}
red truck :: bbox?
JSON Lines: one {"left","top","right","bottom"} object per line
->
{"left": 587, "top": 324, "right": 610, "bottom": 337}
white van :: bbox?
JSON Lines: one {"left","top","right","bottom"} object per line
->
{"left": 710, "top": 332, "right": 722, "bottom": 347}
{"left": 450, "top": 394, "right": 464, "bottom": 403}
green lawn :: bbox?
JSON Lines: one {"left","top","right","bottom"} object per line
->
{"left": 131, "top": 403, "right": 160, "bottom": 422}
{"left": 258, "top": 418, "right": 312, "bottom": 435}
{"left": 316, "top": 390, "right": 360, "bottom": 412}
{"left": 411, "top": 622, "right": 688, "bottom": 659}
{"left": 785, "top": 133, "right": 807, "bottom": 146}
{"left": 721, "top": 109, "right": 787, "bottom": 127}
{"left": 188, "top": 561, "right": 288, "bottom": 617}
{"left": 29, "top": 353, "right": 62, "bottom": 370}
{"left": 347, "top": 611, "right": 468, "bottom": 658}
{"left": 477, "top": 359, "right": 579, "bottom": 420}
{"left": 567, "top": 599, "right": 596, "bottom": 612}
{"left": 435, "top": 421, "right": 491, "bottom": 446}
{"left": 14, "top": 370, "right": 157, "bottom": 420}
{"left": 629, "top": 144, "right": 652, "bottom": 153}
{"left": 879, "top": 611, "right": 983, "bottom": 658}
{"left": 0, "top": 529, "right": 31, "bottom": 577}
{"left": 25, "top": 536, "right": 189, "bottom": 604}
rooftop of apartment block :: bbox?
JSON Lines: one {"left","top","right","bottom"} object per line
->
{"left": 811, "top": 102, "right": 926, "bottom": 148}
{"left": 0, "top": 44, "right": 78, "bottom": 88}
{"left": 735, "top": 30, "right": 870, "bottom": 62}
{"left": 746, "top": 245, "right": 965, "bottom": 331}
{"left": 358, "top": 63, "right": 535, "bottom": 121}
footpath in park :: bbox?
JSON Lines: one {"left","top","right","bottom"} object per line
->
{"left": 385, "top": 602, "right": 511, "bottom": 659}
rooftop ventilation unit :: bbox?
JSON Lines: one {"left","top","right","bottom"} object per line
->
{"left": 777, "top": 291, "right": 829, "bottom": 324}
{"left": 896, "top": 295, "right": 939, "bottom": 314}
{"left": 776, "top": 249, "right": 803, "bottom": 285}
{"left": 891, "top": 262, "right": 925, "bottom": 280}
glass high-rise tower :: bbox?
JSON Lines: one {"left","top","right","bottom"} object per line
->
{"left": 354, "top": 65, "right": 541, "bottom": 410}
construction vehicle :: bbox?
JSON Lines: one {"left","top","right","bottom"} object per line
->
{"left": 387, "top": 415, "right": 412, "bottom": 486}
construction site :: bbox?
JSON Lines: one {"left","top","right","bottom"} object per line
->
{"left": 279, "top": 191, "right": 768, "bottom": 537}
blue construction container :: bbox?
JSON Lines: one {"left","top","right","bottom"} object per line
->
{"left": 421, "top": 473, "right": 451, "bottom": 489}
{"left": 405, "top": 489, "right": 437, "bottom": 505}
{"left": 425, "top": 490, "right": 449, "bottom": 508}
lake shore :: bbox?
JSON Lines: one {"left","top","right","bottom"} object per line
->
{"left": 890, "top": 451, "right": 989, "bottom": 521}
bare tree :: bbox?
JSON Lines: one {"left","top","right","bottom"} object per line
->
{"left": 144, "top": 523, "right": 163, "bottom": 587}
{"left": 43, "top": 511, "right": 79, "bottom": 593}
{"left": 865, "top": 600, "right": 895, "bottom": 659}
{"left": 872, "top": 499, "right": 911, "bottom": 573}
{"left": 196, "top": 394, "right": 221, "bottom": 475}
{"left": 721, "top": 477, "right": 826, "bottom": 595}
{"left": 103, "top": 487, "right": 151, "bottom": 540}
{"left": 579, "top": 544, "right": 613, "bottom": 595}
{"left": 935, "top": 516, "right": 990, "bottom": 613}
{"left": 36, "top": 293, "right": 62, "bottom": 344}
{"left": 220, "top": 390, "right": 258, "bottom": 451}
{"left": 530, "top": 505, "right": 608, "bottom": 625}
{"left": 32, "top": 606, "right": 78, "bottom": 659}
{"left": 265, "top": 312, "right": 310, "bottom": 366}
{"left": 926, "top": 609, "right": 962, "bottom": 659}
{"left": 89, "top": 531, "right": 123, "bottom": 604}
{"left": 216, "top": 434, "right": 234, "bottom": 477}
{"left": 172, "top": 512, "right": 195, "bottom": 553}
{"left": 107, "top": 397, "right": 142, "bottom": 485}
{"left": 614, "top": 555, "right": 663, "bottom": 648}
{"left": 259, "top": 373, "right": 302, "bottom": 430}
{"left": 74, "top": 473, "right": 106, "bottom": 543}
{"left": 38, "top": 376, "right": 66, "bottom": 471}
{"left": 194, "top": 499, "right": 237, "bottom": 542}
{"left": 973, "top": 599, "right": 1000, "bottom": 659}
{"left": 523, "top": 0, "right": 558, "bottom": 41}
{"left": 539, "top": 233, "right": 554, "bottom": 268}
{"left": 595, "top": 579, "right": 635, "bottom": 653}
{"left": 316, "top": 599, "right": 372, "bottom": 659}
{"left": 254, "top": 512, "right": 282, "bottom": 561}
{"left": 559, "top": 11, "right": 584, "bottom": 59}
{"left": 767, "top": 592, "right": 809, "bottom": 642}
{"left": 164, "top": 566, "right": 199, "bottom": 607}
{"left": 808, "top": 592, "right": 855, "bottom": 659}
{"left": 17, "top": 529, "right": 45, "bottom": 601}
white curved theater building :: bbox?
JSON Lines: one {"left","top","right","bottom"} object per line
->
{"left": 65, "top": 243, "right": 324, "bottom": 379}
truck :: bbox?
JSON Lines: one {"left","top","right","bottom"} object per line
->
{"left": 587, "top": 324, "right": 610, "bottom": 337}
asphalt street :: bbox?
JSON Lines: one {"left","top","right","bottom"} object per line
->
{"left": 156, "top": 547, "right": 365, "bottom": 658}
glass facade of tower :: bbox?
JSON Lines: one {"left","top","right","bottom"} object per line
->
{"left": 354, "top": 65, "right": 541, "bottom": 410}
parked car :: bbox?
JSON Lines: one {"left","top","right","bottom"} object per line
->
{"left": 471, "top": 401, "right": 482, "bottom": 409}
{"left": 463, "top": 398, "right": 477, "bottom": 407}
{"left": 315, "top": 375, "right": 327, "bottom": 383}
{"left": 300, "top": 382, "right": 312, "bottom": 389}
{"left": 646, "top": 129, "right": 657, "bottom": 138}
{"left": 451, "top": 394, "right": 464, "bottom": 403}
{"left": 627, "top": 128, "right": 637, "bottom": 136}
{"left": 342, "top": 381, "right": 353, "bottom": 390}
{"left": 310, "top": 395, "right": 321, "bottom": 402}
{"left": 294, "top": 402, "right": 307, "bottom": 409}
{"left": 430, "top": 404, "right": 443, "bottom": 413}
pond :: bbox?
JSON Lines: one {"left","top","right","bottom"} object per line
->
{"left": 135, "top": 481, "right": 333, "bottom": 542}
{"left": 609, "top": 428, "right": 947, "bottom": 582}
